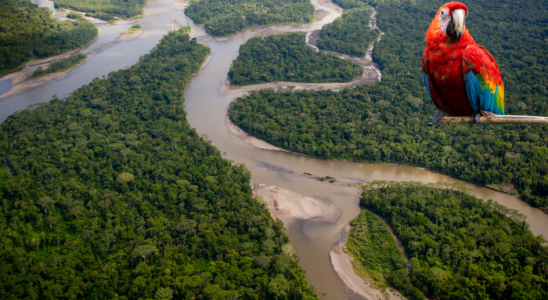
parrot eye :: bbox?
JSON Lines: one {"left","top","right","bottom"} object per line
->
{"left": 441, "top": 11, "right": 444, "bottom": 15}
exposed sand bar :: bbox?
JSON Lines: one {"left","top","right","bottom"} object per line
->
{"left": 252, "top": 183, "right": 341, "bottom": 223}
{"left": 218, "top": 2, "right": 397, "bottom": 298}
{"left": 116, "top": 28, "right": 144, "bottom": 41}
{"left": 0, "top": 49, "right": 93, "bottom": 101}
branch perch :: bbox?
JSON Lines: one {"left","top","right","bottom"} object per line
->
{"left": 438, "top": 115, "right": 548, "bottom": 124}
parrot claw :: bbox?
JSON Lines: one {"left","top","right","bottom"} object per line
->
{"left": 470, "top": 113, "right": 481, "bottom": 124}
{"left": 429, "top": 109, "right": 450, "bottom": 125}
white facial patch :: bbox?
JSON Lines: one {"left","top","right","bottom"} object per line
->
{"left": 438, "top": 8, "right": 451, "bottom": 34}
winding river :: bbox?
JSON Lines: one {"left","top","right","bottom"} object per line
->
{"left": 2, "top": 0, "right": 548, "bottom": 299}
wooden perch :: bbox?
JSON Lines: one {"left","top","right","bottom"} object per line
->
{"left": 438, "top": 115, "right": 548, "bottom": 124}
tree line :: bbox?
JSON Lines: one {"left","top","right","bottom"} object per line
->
{"left": 228, "top": 0, "right": 548, "bottom": 208}
{"left": 185, "top": 0, "right": 315, "bottom": 37}
{"left": 53, "top": 0, "right": 148, "bottom": 21}
{"left": 229, "top": 32, "right": 363, "bottom": 86}
{"left": 346, "top": 210, "right": 414, "bottom": 296}
{"left": 0, "top": 29, "right": 317, "bottom": 300}
{"left": 0, "top": 0, "right": 97, "bottom": 76}
{"left": 357, "top": 181, "right": 548, "bottom": 299}
{"left": 31, "top": 53, "right": 87, "bottom": 78}
{"left": 316, "top": 8, "right": 380, "bottom": 57}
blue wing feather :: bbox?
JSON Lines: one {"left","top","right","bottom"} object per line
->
{"left": 424, "top": 72, "right": 432, "bottom": 100}
{"left": 463, "top": 45, "right": 505, "bottom": 115}
{"left": 465, "top": 71, "right": 504, "bottom": 115}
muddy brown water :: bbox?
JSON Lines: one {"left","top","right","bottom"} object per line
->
{"left": 1, "top": 0, "right": 548, "bottom": 299}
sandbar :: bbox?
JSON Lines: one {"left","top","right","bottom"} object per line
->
{"left": 116, "top": 28, "right": 144, "bottom": 41}
{"left": 252, "top": 182, "right": 341, "bottom": 223}
{"left": 0, "top": 51, "right": 91, "bottom": 101}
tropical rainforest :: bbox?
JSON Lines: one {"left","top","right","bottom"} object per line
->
{"left": 346, "top": 210, "right": 420, "bottom": 297}
{"left": 0, "top": 0, "right": 98, "bottom": 76}
{"left": 331, "top": 0, "right": 367, "bottom": 10}
{"left": 228, "top": 32, "right": 363, "bottom": 86}
{"left": 316, "top": 8, "right": 380, "bottom": 57}
{"left": 228, "top": 0, "right": 548, "bottom": 208}
{"left": 53, "top": 0, "right": 148, "bottom": 21}
{"left": 0, "top": 29, "right": 316, "bottom": 300}
{"left": 185, "top": 0, "right": 314, "bottom": 37}
{"left": 31, "top": 53, "right": 87, "bottom": 78}
{"left": 356, "top": 181, "right": 548, "bottom": 299}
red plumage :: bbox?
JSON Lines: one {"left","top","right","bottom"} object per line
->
{"left": 423, "top": 2, "right": 505, "bottom": 116}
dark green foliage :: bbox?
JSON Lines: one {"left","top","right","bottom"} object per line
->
{"left": 349, "top": 210, "right": 406, "bottom": 277}
{"left": 66, "top": 12, "right": 85, "bottom": 20}
{"left": 229, "top": 32, "right": 363, "bottom": 86}
{"left": 332, "top": 0, "right": 367, "bottom": 9}
{"left": 185, "top": 0, "right": 314, "bottom": 37}
{"left": 0, "top": 0, "right": 98, "bottom": 76}
{"left": 31, "top": 53, "right": 87, "bottom": 77}
{"left": 0, "top": 29, "right": 316, "bottom": 300}
{"left": 316, "top": 8, "right": 380, "bottom": 57}
{"left": 349, "top": 210, "right": 425, "bottom": 299}
{"left": 348, "top": 210, "right": 425, "bottom": 298}
{"left": 360, "top": 181, "right": 548, "bottom": 299}
{"left": 228, "top": 0, "right": 548, "bottom": 207}
{"left": 54, "top": 0, "right": 147, "bottom": 21}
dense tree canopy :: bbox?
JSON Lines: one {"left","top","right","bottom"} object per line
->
{"left": 346, "top": 210, "right": 423, "bottom": 298}
{"left": 0, "top": 0, "right": 98, "bottom": 76}
{"left": 229, "top": 32, "right": 363, "bottom": 86}
{"left": 228, "top": 0, "right": 548, "bottom": 207}
{"left": 331, "top": 0, "right": 367, "bottom": 10}
{"left": 185, "top": 0, "right": 314, "bottom": 37}
{"left": 53, "top": 0, "right": 148, "bottom": 21}
{"left": 358, "top": 181, "right": 548, "bottom": 299}
{"left": 316, "top": 8, "right": 380, "bottom": 57}
{"left": 0, "top": 29, "right": 316, "bottom": 299}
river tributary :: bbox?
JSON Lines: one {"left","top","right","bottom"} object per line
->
{"left": 2, "top": 1, "right": 548, "bottom": 299}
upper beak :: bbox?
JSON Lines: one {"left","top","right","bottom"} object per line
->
{"left": 451, "top": 9, "right": 466, "bottom": 42}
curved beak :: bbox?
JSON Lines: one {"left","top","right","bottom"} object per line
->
{"left": 451, "top": 9, "right": 466, "bottom": 42}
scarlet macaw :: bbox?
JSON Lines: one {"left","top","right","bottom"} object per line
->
{"left": 422, "top": 2, "right": 505, "bottom": 124}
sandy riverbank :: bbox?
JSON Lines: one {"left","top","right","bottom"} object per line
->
{"left": 252, "top": 182, "right": 341, "bottom": 223}
{"left": 200, "top": 54, "right": 212, "bottom": 70}
{"left": 330, "top": 225, "right": 406, "bottom": 300}
{"left": 67, "top": 10, "right": 142, "bottom": 25}
{"left": 221, "top": 20, "right": 381, "bottom": 96}
{"left": 225, "top": 115, "right": 290, "bottom": 152}
{"left": 116, "top": 28, "right": 144, "bottom": 41}
{"left": 171, "top": 0, "right": 188, "bottom": 10}
{"left": 219, "top": 65, "right": 377, "bottom": 96}
{"left": 0, "top": 49, "right": 93, "bottom": 101}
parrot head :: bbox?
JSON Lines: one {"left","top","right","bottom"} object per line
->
{"left": 426, "top": 2, "right": 469, "bottom": 44}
